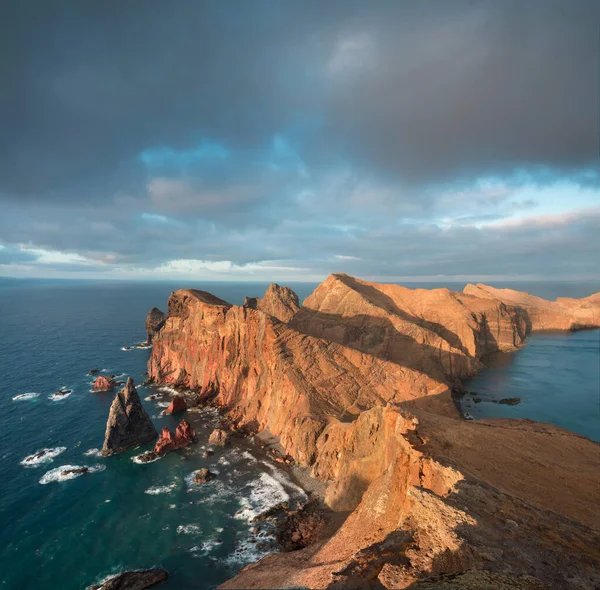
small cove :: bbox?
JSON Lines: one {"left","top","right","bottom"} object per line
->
{"left": 460, "top": 329, "right": 600, "bottom": 442}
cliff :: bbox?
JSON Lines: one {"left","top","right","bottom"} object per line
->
{"left": 147, "top": 276, "right": 600, "bottom": 588}
{"left": 464, "top": 283, "right": 600, "bottom": 331}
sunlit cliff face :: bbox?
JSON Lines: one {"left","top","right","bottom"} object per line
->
{"left": 2, "top": 1, "right": 599, "bottom": 281}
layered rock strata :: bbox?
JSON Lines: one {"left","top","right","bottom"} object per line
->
{"left": 147, "top": 276, "right": 600, "bottom": 588}
{"left": 101, "top": 378, "right": 157, "bottom": 456}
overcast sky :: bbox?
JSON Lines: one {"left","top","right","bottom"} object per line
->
{"left": 1, "top": 0, "right": 599, "bottom": 281}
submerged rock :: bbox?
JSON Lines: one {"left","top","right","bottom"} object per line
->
{"left": 499, "top": 397, "right": 521, "bottom": 405}
{"left": 208, "top": 428, "right": 230, "bottom": 446}
{"left": 146, "top": 307, "right": 167, "bottom": 343}
{"left": 163, "top": 395, "right": 187, "bottom": 415}
{"left": 90, "top": 568, "right": 168, "bottom": 590}
{"left": 53, "top": 388, "right": 72, "bottom": 397}
{"left": 101, "top": 378, "right": 157, "bottom": 456}
{"left": 93, "top": 376, "right": 118, "bottom": 391}
{"left": 60, "top": 467, "right": 89, "bottom": 477}
{"left": 87, "top": 369, "right": 100, "bottom": 376}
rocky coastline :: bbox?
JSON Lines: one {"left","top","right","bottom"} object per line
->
{"left": 141, "top": 274, "right": 600, "bottom": 589}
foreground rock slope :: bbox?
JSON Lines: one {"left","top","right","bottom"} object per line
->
{"left": 101, "top": 378, "right": 157, "bottom": 456}
{"left": 147, "top": 275, "right": 600, "bottom": 589}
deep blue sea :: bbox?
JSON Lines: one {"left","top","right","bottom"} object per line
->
{"left": 0, "top": 279, "right": 598, "bottom": 589}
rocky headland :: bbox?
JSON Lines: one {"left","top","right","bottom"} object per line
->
{"left": 145, "top": 274, "right": 600, "bottom": 589}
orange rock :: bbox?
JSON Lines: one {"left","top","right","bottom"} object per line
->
{"left": 163, "top": 394, "right": 187, "bottom": 414}
{"left": 147, "top": 277, "right": 600, "bottom": 589}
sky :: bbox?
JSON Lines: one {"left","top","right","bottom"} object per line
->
{"left": 1, "top": 0, "right": 599, "bottom": 282}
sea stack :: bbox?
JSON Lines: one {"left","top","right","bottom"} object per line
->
{"left": 101, "top": 378, "right": 157, "bottom": 456}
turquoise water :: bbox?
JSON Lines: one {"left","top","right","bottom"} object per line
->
{"left": 461, "top": 329, "right": 600, "bottom": 442}
{"left": 0, "top": 279, "right": 598, "bottom": 589}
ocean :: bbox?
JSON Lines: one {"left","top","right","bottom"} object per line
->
{"left": 1, "top": 278, "right": 598, "bottom": 589}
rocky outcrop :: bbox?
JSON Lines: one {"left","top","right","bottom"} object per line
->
{"left": 464, "top": 283, "right": 600, "bottom": 331}
{"left": 90, "top": 569, "right": 168, "bottom": 590}
{"left": 153, "top": 419, "right": 197, "bottom": 456}
{"left": 147, "top": 276, "right": 600, "bottom": 589}
{"left": 146, "top": 307, "right": 167, "bottom": 343}
{"left": 243, "top": 283, "right": 300, "bottom": 322}
{"left": 193, "top": 467, "right": 215, "bottom": 484}
{"left": 93, "top": 375, "right": 118, "bottom": 391}
{"left": 208, "top": 428, "right": 230, "bottom": 446}
{"left": 101, "top": 378, "right": 157, "bottom": 456}
{"left": 163, "top": 394, "right": 187, "bottom": 414}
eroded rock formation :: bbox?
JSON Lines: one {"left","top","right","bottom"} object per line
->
{"left": 208, "top": 428, "right": 230, "bottom": 446}
{"left": 163, "top": 394, "right": 187, "bottom": 414}
{"left": 153, "top": 419, "right": 197, "bottom": 456}
{"left": 101, "top": 378, "right": 157, "bottom": 456}
{"left": 243, "top": 283, "right": 300, "bottom": 322}
{"left": 146, "top": 276, "right": 600, "bottom": 589}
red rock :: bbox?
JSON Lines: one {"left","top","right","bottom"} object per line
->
{"left": 175, "top": 419, "right": 197, "bottom": 445}
{"left": 93, "top": 375, "right": 118, "bottom": 391}
{"left": 153, "top": 426, "right": 177, "bottom": 455}
{"left": 153, "top": 420, "right": 197, "bottom": 456}
{"left": 164, "top": 395, "right": 187, "bottom": 415}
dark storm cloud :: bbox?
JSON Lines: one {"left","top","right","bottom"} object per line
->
{"left": 0, "top": 0, "right": 599, "bottom": 279}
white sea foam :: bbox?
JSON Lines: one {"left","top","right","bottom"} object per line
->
{"left": 12, "top": 392, "right": 39, "bottom": 401}
{"left": 145, "top": 482, "right": 178, "bottom": 495}
{"left": 39, "top": 464, "right": 106, "bottom": 484}
{"left": 223, "top": 537, "right": 272, "bottom": 567}
{"left": 241, "top": 451, "right": 258, "bottom": 464}
{"left": 177, "top": 524, "right": 202, "bottom": 535}
{"left": 260, "top": 460, "right": 308, "bottom": 503}
{"left": 156, "top": 401, "right": 170, "bottom": 408}
{"left": 158, "top": 385, "right": 179, "bottom": 395}
{"left": 234, "top": 471, "right": 290, "bottom": 523}
{"left": 83, "top": 448, "right": 102, "bottom": 457}
{"left": 49, "top": 391, "right": 72, "bottom": 401}
{"left": 20, "top": 447, "right": 66, "bottom": 466}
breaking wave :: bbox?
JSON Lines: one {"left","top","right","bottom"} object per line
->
{"left": 39, "top": 464, "right": 106, "bottom": 484}
{"left": 12, "top": 392, "right": 39, "bottom": 401}
{"left": 20, "top": 447, "right": 67, "bottom": 467}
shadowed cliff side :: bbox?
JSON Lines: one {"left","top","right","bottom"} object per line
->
{"left": 464, "top": 283, "right": 600, "bottom": 331}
